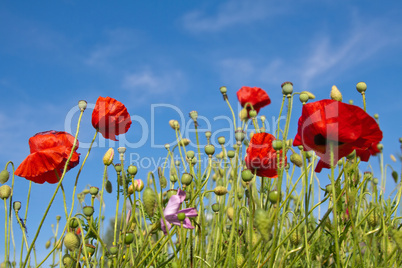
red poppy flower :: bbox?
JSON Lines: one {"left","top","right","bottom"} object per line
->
{"left": 15, "top": 131, "right": 80, "bottom": 184}
{"left": 245, "top": 133, "right": 287, "bottom": 178}
{"left": 237, "top": 86, "right": 271, "bottom": 116}
{"left": 92, "top": 96, "right": 132, "bottom": 141}
{"left": 293, "top": 99, "right": 382, "bottom": 172}
{"left": 355, "top": 142, "right": 381, "bottom": 162}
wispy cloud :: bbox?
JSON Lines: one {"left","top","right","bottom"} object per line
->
{"left": 182, "top": 0, "right": 286, "bottom": 33}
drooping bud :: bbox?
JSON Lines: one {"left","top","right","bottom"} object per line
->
{"left": 0, "top": 170, "right": 10, "bottom": 184}
{"left": 227, "top": 207, "right": 234, "bottom": 221}
{"left": 103, "top": 148, "right": 114, "bottom": 166}
{"left": 290, "top": 153, "right": 303, "bottom": 167}
{"left": 105, "top": 180, "right": 113, "bottom": 193}
{"left": 0, "top": 185, "right": 11, "bottom": 200}
{"left": 214, "top": 186, "right": 228, "bottom": 196}
{"left": 301, "top": 91, "right": 315, "bottom": 100}
{"left": 143, "top": 187, "right": 157, "bottom": 217}
{"left": 330, "top": 85, "right": 343, "bottom": 101}
{"left": 45, "top": 240, "right": 51, "bottom": 249}
{"left": 392, "top": 171, "right": 399, "bottom": 183}
{"left": 239, "top": 108, "right": 248, "bottom": 121}
{"left": 179, "top": 138, "right": 190, "bottom": 146}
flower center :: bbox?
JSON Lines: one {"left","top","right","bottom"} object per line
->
{"left": 314, "top": 134, "right": 344, "bottom": 146}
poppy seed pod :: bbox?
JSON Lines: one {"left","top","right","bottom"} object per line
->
{"left": 330, "top": 85, "right": 343, "bottom": 101}
{"left": 64, "top": 232, "right": 80, "bottom": 251}
{"left": 0, "top": 185, "right": 11, "bottom": 200}
{"left": 220, "top": 86, "right": 227, "bottom": 94}
{"left": 356, "top": 82, "right": 367, "bottom": 93}
{"left": 109, "top": 246, "right": 118, "bottom": 255}
{"left": 13, "top": 201, "right": 21, "bottom": 212}
{"left": 249, "top": 110, "right": 257, "bottom": 118}
{"left": 167, "top": 189, "right": 178, "bottom": 200}
{"left": 272, "top": 140, "right": 283, "bottom": 151}
{"left": 177, "top": 212, "right": 186, "bottom": 221}
{"left": 117, "top": 147, "right": 126, "bottom": 155}
{"left": 204, "top": 144, "right": 215, "bottom": 156}
{"left": 186, "top": 150, "right": 195, "bottom": 159}
{"left": 103, "top": 148, "right": 114, "bottom": 166}
{"left": 218, "top": 136, "right": 226, "bottom": 145}
{"left": 159, "top": 176, "right": 167, "bottom": 188}
{"left": 0, "top": 170, "right": 10, "bottom": 184}
{"left": 374, "top": 113, "right": 379, "bottom": 120}
{"left": 127, "top": 165, "right": 138, "bottom": 175}
{"left": 114, "top": 164, "right": 122, "bottom": 173}
{"left": 78, "top": 100, "right": 87, "bottom": 111}
{"left": 189, "top": 111, "right": 198, "bottom": 121}
{"left": 211, "top": 203, "right": 220, "bottom": 213}
{"left": 241, "top": 169, "right": 254, "bottom": 182}
{"left": 299, "top": 93, "right": 309, "bottom": 104}
{"left": 235, "top": 129, "right": 245, "bottom": 142}
{"left": 69, "top": 218, "right": 79, "bottom": 228}
{"left": 83, "top": 206, "right": 94, "bottom": 217}
{"left": 124, "top": 232, "right": 134, "bottom": 245}
{"left": 214, "top": 186, "right": 228, "bottom": 196}
{"left": 227, "top": 150, "right": 235, "bottom": 158}
{"left": 281, "top": 81, "right": 293, "bottom": 95}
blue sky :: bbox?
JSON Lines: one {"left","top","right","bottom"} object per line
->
{"left": 1, "top": 0, "right": 402, "bottom": 262}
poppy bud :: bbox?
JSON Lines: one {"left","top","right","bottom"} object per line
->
{"left": 13, "top": 201, "right": 21, "bottom": 212}
{"left": 124, "top": 232, "right": 134, "bottom": 245}
{"left": 227, "top": 150, "right": 235, "bottom": 158}
{"left": 377, "top": 143, "right": 383, "bottom": 151}
{"left": 45, "top": 240, "right": 51, "bottom": 249}
{"left": 391, "top": 154, "right": 397, "bottom": 162}
{"left": 299, "top": 93, "right": 309, "bottom": 104}
{"left": 159, "top": 176, "right": 167, "bottom": 189}
{"left": 175, "top": 160, "right": 181, "bottom": 166}
{"left": 143, "top": 187, "right": 157, "bottom": 217}
{"left": 301, "top": 91, "right": 315, "bottom": 100}
{"left": 64, "top": 232, "right": 80, "bottom": 251}
{"left": 242, "top": 169, "right": 254, "bottom": 182}
{"left": 349, "top": 100, "right": 354, "bottom": 105}
{"left": 186, "top": 150, "right": 195, "bottom": 159}
{"left": 103, "top": 148, "right": 114, "bottom": 166}
{"left": 227, "top": 207, "right": 234, "bottom": 221}
{"left": 356, "top": 82, "right": 367, "bottom": 93}
{"left": 211, "top": 203, "right": 220, "bottom": 213}
{"left": 105, "top": 180, "right": 113, "bottom": 193}
{"left": 330, "top": 85, "right": 343, "bottom": 101}
{"left": 0, "top": 185, "right": 11, "bottom": 200}
{"left": 392, "top": 171, "right": 398, "bottom": 183}
{"left": 89, "top": 186, "right": 99, "bottom": 196}
{"left": 56, "top": 215, "right": 61, "bottom": 221}
{"left": 214, "top": 186, "right": 228, "bottom": 196}
{"left": 205, "top": 131, "right": 212, "bottom": 139}
{"left": 254, "top": 209, "right": 272, "bottom": 241}
{"left": 268, "top": 190, "right": 280, "bottom": 204}
{"left": 177, "top": 212, "right": 186, "bottom": 222}
{"left": 179, "top": 138, "right": 190, "bottom": 146}
{"left": 170, "top": 175, "right": 178, "bottom": 182}
{"left": 109, "top": 245, "right": 118, "bottom": 255}
{"left": 78, "top": 100, "right": 87, "bottom": 111}
{"left": 84, "top": 244, "right": 96, "bottom": 255}
{"left": 236, "top": 254, "right": 245, "bottom": 267}
{"left": 181, "top": 173, "right": 193, "bottom": 186}
{"left": 127, "top": 165, "right": 138, "bottom": 176}
{"left": 367, "top": 212, "right": 379, "bottom": 227}
{"left": 290, "top": 230, "right": 301, "bottom": 246}
{"left": 239, "top": 108, "right": 248, "bottom": 121}
{"left": 0, "top": 170, "right": 10, "bottom": 184}
{"left": 272, "top": 140, "right": 283, "bottom": 151}
{"left": 399, "top": 137, "right": 402, "bottom": 144}
{"left": 62, "top": 254, "right": 75, "bottom": 267}
{"left": 128, "top": 184, "right": 134, "bottom": 195}
{"left": 281, "top": 81, "right": 293, "bottom": 95}
{"left": 290, "top": 153, "right": 303, "bottom": 167}
{"left": 169, "top": 120, "right": 180, "bottom": 130}
{"left": 235, "top": 129, "right": 245, "bottom": 142}
{"left": 204, "top": 144, "right": 215, "bottom": 156}
{"left": 373, "top": 178, "right": 379, "bottom": 185}
{"left": 167, "top": 189, "right": 178, "bottom": 200}
{"left": 83, "top": 206, "right": 94, "bottom": 217}
{"left": 249, "top": 110, "right": 257, "bottom": 118}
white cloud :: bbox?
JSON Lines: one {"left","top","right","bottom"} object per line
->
{"left": 182, "top": 0, "right": 286, "bottom": 33}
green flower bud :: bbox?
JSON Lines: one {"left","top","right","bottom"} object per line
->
{"left": 124, "top": 232, "right": 134, "bottom": 245}
{"left": 205, "top": 131, "right": 212, "bottom": 139}
{"left": 62, "top": 254, "right": 75, "bottom": 267}
{"left": 290, "top": 230, "right": 301, "bottom": 246}
{"left": 56, "top": 215, "right": 61, "bottom": 221}
{"left": 236, "top": 254, "right": 245, "bottom": 267}
{"left": 45, "top": 240, "right": 51, "bottom": 249}
{"left": 330, "top": 85, "right": 343, "bottom": 101}
{"left": 290, "top": 153, "right": 303, "bottom": 167}
{"left": 377, "top": 143, "right": 383, "bottom": 151}
{"left": 143, "top": 187, "right": 157, "bottom": 217}
{"left": 103, "top": 148, "right": 114, "bottom": 166}
{"left": 175, "top": 160, "right": 181, "bottom": 166}
{"left": 211, "top": 203, "right": 220, "bottom": 213}
{"left": 0, "top": 170, "right": 10, "bottom": 184}
{"left": 0, "top": 185, "right": 11, "bottom": 200}
{"left": 373, "top": 178, "right": 379, "bottom": 185}
{"left": 241, "top": 169, "right": 254, "bottom": 182}
{"left": 374, "top": 113, "right": 379, "bottom": 120}
{"left": 109, "top": 245, "right": 118, "bottom": 255}
{"left": 348, "top": 99, "right": 354, "bottom": 105}
{"left": 239, "top": 108, "right": 249, "bottom": 121}
{"left": 177, "top": 212, "right": 186, "bottom": 221}
{"left": 214, "top": 186, "right": 228, "bottom": 196}
{"left": 299, "top": 93, "right": 309, "bottom": 104}
{"left": 64, "top": 232, "right": 80, "bottom": 251}
{"left": 367, "top": 212, "right": 379, "bottom": 227}
{"left": 220, "top": 86, "right": 227, "bottom": 94}
{"left": 170, "top": 174, "right": 178, "bottom": 182}
{"left": 255, "top": 209, "right": 272, "bottom": 241}
{"left": 272, "top": 140, "right": 283, "bottom": 151}
{"left": 356, "top": 82, "right": 367, "bottom": 93}
{"left": 181, "top": 173, "right": 193, "bottom": 186}
{"left": 392, "top": 171, "right": 398, "bottom": 183}
{"left": 169, "top": 120, "right": 180, "bottom": 130}
{"left": 249, "top": 110, "right": 257, "bottom": 118}
{"left": 281, "top": 81, "right": 293, "bottom": 95}
{"left": 227, "top": 207, "right": 234, "bottom": 221}
{"left": 105, "top": 180, "right": 113, "bottom": 193}
{"left": 179, "top": 138, "right": 190, "bottom": 146}
{"left": 268, "top": 191, "right": 280, "bottom": 204}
